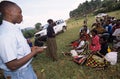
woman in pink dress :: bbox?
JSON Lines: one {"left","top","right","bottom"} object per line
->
{"left": 90, "top": 30, "right": 101, "bottom": 54}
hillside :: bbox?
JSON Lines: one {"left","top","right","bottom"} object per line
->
{"left": 1, "top": 10, "right": 119, "bottom": 79}
{"left": 70, "top": 0, "right": 120, "bottom": 18}
{"left": 31, "top": 10, "right": 120, "bottom": 79}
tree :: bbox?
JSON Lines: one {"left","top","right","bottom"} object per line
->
{"left": 35, "top": 23, "right": 42, "bottom": 30}
{"left": 69, "top": 0, "right": 120, "bottom": 18}
{"left": 22, "top": 29, "right": 36, "bottom": 38}
{"left": 69, "top": 0, "right": 102, "bottom": 18}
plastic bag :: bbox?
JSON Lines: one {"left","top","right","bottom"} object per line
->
{"left": 104, "top": 52, "right": 118, "bottom": 65}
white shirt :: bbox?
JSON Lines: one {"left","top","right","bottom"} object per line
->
{"left": 76, "top": 40, "right": 85, "bottom": 53}
{"left": 0, "top": 20, "right": 32, "bottom": 71}
{"left": 79, "top": 27, "right": 90, "bottom": 34}
{"left": 70, "top": 41, "right": 85, "bottom": 57}
{"left": 112, "top": 28, "right": 120, "bottom": 40}
{"left": 112, "top": 28, "right": 120, "bottom": 36}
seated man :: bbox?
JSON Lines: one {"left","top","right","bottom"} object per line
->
{"left": 99, "top": 36, "right": 109, "bottom": 56}
{"left": 34, "top": 37, "right": 44, "bottom": 47}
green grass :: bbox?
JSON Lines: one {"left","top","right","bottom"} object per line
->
{"left": 1, "top": 10, "right": 120, "bottom": 79}
{"left": 31, "top": 10, "right": 120, "bottom": 79}
{"left": 107, "top": 10, "right": 120, "bottom": 19}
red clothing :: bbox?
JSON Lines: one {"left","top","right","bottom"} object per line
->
{"left": 90, "top": 35, "right": 101, "bottom": 52}
{"left": 84, "top": 33, "right": 90, "bottom": 41}
{"left": 72, "top": 41, "right": 79, "bottom": 47}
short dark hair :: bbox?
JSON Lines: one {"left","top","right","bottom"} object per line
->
{"left": 100, "top": 36, "right": 107, "bottom": 42}
{"left": 47, "top": 19, "right": 53, "bottom": 24}
{"left": 0, "top": 1, "right": 16, "bottom": 14}
{"left": 91, "top": 29, "right": 98, "bottom": 34}
{"left": 0, "top": 1, "right": 17, "bottom": 25}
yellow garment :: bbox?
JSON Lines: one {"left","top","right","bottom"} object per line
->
{"left": 95, "top": 26, "right": 106, "bottom": 34}
{"left": 107, "top": 46, "right": 111, "bottom": 53}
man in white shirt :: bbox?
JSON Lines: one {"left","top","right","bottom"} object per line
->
{"left": 0, "top": 1, "right": 44, "bottom": 79}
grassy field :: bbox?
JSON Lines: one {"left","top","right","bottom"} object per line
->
{"left": 0, "top": 10, "right": 120, "bottom": 79}
{"left": 31, "top": 10, "right": 120, "bottom": 79}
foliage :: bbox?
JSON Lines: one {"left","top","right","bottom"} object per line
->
{"left": 31, "top": 10, "right": 120, "bottom": 79}
{"left": 94, "top": 0, "right": 120, "bottom": 15}
{"left": 0, "top": 10, "right": 120, "bottom": 79}
{"left": 70, "top": 0, "right": 120, "bottom": 18}
{"left": 22, "top": 29, "right": 36, "bottom": 38}
{"left": 70, "top": 0, "right": 102, "bottom": 18}
{"left": 35, "top": 23, "right": 42, "bottom": 30}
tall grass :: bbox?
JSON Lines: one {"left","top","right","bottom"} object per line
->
{"left": 31, "top": 10, "right": 120, "bottom": 79}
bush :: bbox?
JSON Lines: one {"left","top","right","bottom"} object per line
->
{"left": 22, "top": 29, "right": 36, "bottom": 38}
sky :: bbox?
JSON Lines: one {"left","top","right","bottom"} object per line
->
{"left": 0, "top": 0, "right": 91, "bottom": 29}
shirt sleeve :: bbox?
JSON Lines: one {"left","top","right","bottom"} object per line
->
{"left": 0, "top": 35, "right": 17, "bottom": 63}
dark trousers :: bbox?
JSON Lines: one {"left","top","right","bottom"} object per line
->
{"left": 46, "top": 37, "right": 58, "bottom": 61}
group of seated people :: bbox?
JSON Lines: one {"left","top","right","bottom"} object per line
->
{"left": 92, "top": 15, "right": 120, "bottom": 50}
{"left": 63, "top": 15, "right": 119, "bottom": 67}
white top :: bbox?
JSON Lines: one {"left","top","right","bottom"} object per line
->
{"left": 79, "top": 27, "right": 90, "bottom": 34}
{"left": 76, "top": 41, "right": 85, "bottom": 53}
{"left": 0, "top": 20, "right": 32, "bottom": 71}
{"left": 112, "top": 28, "right": 120, "bottom": 36}
{"left": 70, "top": 41, "right": 85, "bottom": 57}
{"left": 112, "top": 28, "right": 120, "bottom": 40}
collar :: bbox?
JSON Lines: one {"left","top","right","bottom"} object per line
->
{"left": 2, "top": 20, "right": 20, "bottom": 30}
{"left": 2, "top": 20, "right": 15, "bottom": 27}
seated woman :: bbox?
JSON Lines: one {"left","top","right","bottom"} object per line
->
{"left": 89, "top": 29, "right": 101, "bottom": 54}
{"left": 92, "top": 22, "right": 106, "bottom": 34}
{"left": 69, "top": 28, "right": 90, "bottom": 48}
{"left": 34, "top": 37, "right": 44, "bottom": 47}
{"left": 86, "top": 36, "right": 109, "bottom": 68}
{"left": 79, "top": 25, "right": 90, "bottom": 35}
{"left": 81, "top": 28, "right": 90, "bottom": 41}
{"left": 64, "top": 35, "right": 89, "bottom": 57}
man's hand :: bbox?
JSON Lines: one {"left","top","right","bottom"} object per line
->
{"left": 31, "top": 46, "right": 44, "bottom": 55}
